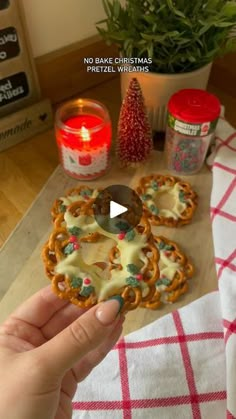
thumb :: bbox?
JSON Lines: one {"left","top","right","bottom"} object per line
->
{"left": 35, "top": 296, "right": 124, "bottom": 375}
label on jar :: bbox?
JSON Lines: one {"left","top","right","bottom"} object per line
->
{"left": 167, "top": 113, "right": 218, "bottom": 137}
{"left": 60, "top": 143, "right": 109, "bottom": 176}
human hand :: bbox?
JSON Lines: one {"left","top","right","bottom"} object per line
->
{"left": 0, "top": 286, "right": 124, "bottom": 419}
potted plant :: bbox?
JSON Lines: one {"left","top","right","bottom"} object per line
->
{"left": 97, "top": 0, "right": 236, "bottom": 131}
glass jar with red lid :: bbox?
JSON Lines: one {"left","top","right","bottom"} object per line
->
{"left": 165, "top": 89, "right": 221, "bottom": 175}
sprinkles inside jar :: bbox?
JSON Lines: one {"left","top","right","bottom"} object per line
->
{"left": 165, "top": 89, "right": 220, "bottom": 175}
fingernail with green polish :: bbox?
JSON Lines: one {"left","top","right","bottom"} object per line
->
{"left": 108, "top": 295, "right": 125, "bottom": 314}
{"left": 95, "top": 295, "right": 125, "bottom": 326}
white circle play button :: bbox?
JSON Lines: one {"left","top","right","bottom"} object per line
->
{"left": 93, "top": 185, "right": 143, "bottom": 234}
{"left": 110, "top": 201, "right": 127, "bottom": 219}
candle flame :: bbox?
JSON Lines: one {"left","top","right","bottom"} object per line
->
{"left": 81, "top": 126, "right": 91, "bottom": 142}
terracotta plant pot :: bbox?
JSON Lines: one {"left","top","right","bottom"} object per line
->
{"left": 120, "top": 63, "right": 212, "bottom": 132}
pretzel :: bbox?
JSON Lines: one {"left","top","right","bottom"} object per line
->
{"left": 141, "top": 236, "right": 194, "bottom": 309}
{"left": 51, "top": 186, "right": 100, "bottom": 220}
{"left": 42, "top": 199, "right": 160, "bottom": 312}
{"left": 136, "top": 174, "right": 197, "bottom": 226}
{"left": 109, "top": 223, "right": 160, "bottom": 309}
{"left": 53, "top": 199, "right": 101, "bottom": 243}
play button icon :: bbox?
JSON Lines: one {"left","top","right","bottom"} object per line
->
{"left": 93, "top": 185, "right": 143, "bottom": 234}
{"left": 110, "top": 201, "right": 127, "bottom": 219}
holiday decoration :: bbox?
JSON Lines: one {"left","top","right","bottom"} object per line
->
{"left": 116, "top": 78, "right": 153, "bottom": 166}
{"left": 55, "top": 98, "right": 112, "bottom": 180}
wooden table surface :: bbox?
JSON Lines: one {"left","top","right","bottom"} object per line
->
{"left": 0, "top": 150, "right": 218, "bottom": 335}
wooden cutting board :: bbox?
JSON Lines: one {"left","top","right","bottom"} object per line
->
{"left": 0, "top": 151, "right": 218, "bottom": 335}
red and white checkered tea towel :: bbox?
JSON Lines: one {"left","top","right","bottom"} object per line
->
{"left": 211, "top": 116, "right": 236, "bottom": 419}
{"left": 72, "top": 116, "right": 236, "bottom": 419}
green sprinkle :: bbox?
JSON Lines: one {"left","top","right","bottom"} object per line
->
{"left": 115, "top": 221, "right": 129, "bottom": 231}
{"left": 165, "top": 244, "right": 174, "bottom": 251}
{"left": 80, "top": 285, "right": 94, "bottom": 297}
{"left": 141, "top": 194, "right": 152, "bottom": 201}
{"left": 183, "top": 160, "right": 191, "bottom": 169}
{"left": 127, "top": 264, "right": 139, "bottom": 275}
{"left": 156, "top": 277, "right": 171, "bottom": 286}
{"left": 158, "top": 241, "right": 174, "bottom": 251}
{"left": 59, "top": 203, "right": 67, "bottom": 213}
{"left": 70, "top": 277, "right": 83, "bottom": 288}
{"left": 149, "top": 204, "right": 159, "bottom": 215}
{"left": 68, "top": 226, "right": 82, "bottom": 236}
{"left": 179, "top": 191, "right": 186, "bottom": 203}
{"left": 151, "top": 180, "right": 159, "bottom": 191}
{"left": 126, "top": 276, "right": 140, "bottom": 287}
{"left": 174, "top": 153, "right": 180, "bottom": 161}
{"left": 81, "top": 189, "right": 92, "bottom": 197}
{"left": 158, "top": 241, "right": 165, "bottom": 250}
{"left": 125, "top": 230, "right": 136, "bottom": 241}
{"left": 63, "top": 243, "right": 74, "bottom": 255}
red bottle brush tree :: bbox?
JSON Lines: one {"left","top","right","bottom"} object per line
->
{"left": 116, "top": 78, "right": 153, "bottom": 167}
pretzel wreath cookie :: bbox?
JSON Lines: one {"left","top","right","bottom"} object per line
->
{"left": 42, "top": 199, "right": 160, "bottom": 312}
{"left": 136, "top": 174, "right": 197, "bottom": 227}
{"left": 51, "top": 185, "right": 99, "bottom": 220}
{"left": 141, "top": 236, "right": 194, "bottom": 309}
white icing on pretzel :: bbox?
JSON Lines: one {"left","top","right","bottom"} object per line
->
{"left": 142, "top": 183, "right": 188, "bottom": 220}
{"left": 156, "top": 250, "right": 181, "bottom": 291}
{"left": 55, "top": 211, "right": 152, "bottom": 301}
{"left": 60, "top": 189, "right": 98, "bottom": 206}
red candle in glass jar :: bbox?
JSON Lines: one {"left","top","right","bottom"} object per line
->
{"left": 55, "top": 99, "right": 112, "bottom": 180}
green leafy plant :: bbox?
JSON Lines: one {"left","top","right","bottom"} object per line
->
{"left": 97, "top": 0, "right": 236, "bottom": 73}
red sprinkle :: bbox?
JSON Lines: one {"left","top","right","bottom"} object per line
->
{"left": 73, "top": 242, "right": 80, "bottom": 250}
{"left": 69, "top": 235, "right": 78, "bottom": 243}
{"left": 164, "top": 251, "right": 170, "bottom": 257}
{"left": 136, "top": 274, "right": 143, "bottom": 281}
{"left": 84, "top": 278, "right": 91, "bottom": 285}
{"left": 118, "top": 232, "right": 126, "bottom": 240}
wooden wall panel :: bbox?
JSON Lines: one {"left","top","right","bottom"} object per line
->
{"left": 210, "top": 53, "right": 236, "bottom": 98}
{"left": 35, "top": 35, "right": 118, "bottom": 104}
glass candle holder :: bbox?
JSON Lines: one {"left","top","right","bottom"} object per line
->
{"left": 55, "top": 98, "right": 112, "bottom": 180}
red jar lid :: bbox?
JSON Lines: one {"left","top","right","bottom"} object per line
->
{"left": 168, "top": 89, "right": 221, "bottom": 123}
